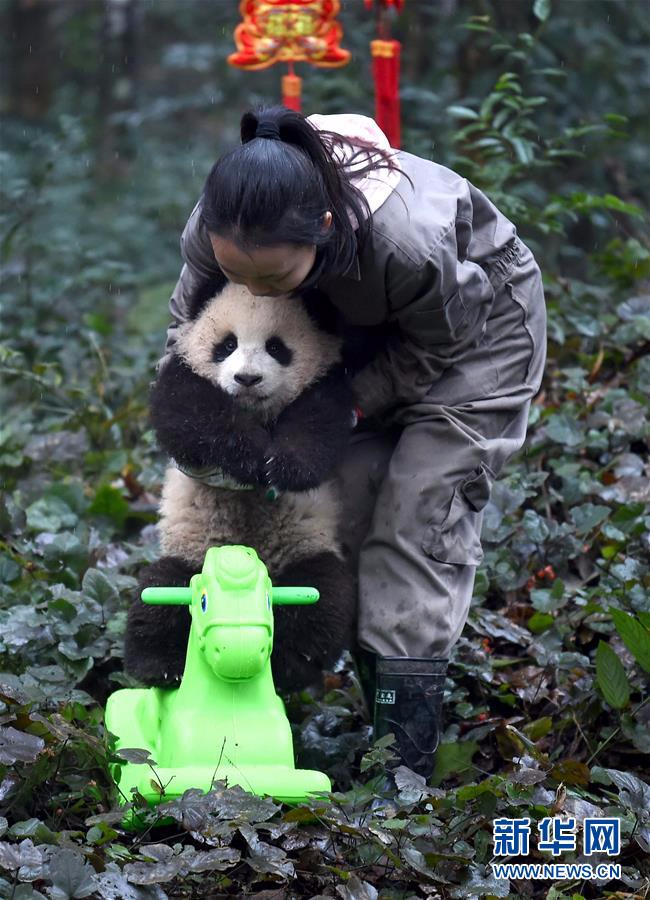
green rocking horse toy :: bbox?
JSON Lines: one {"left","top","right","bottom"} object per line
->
{"left": 105, "top": 545, "right": 331, "bottom": 806}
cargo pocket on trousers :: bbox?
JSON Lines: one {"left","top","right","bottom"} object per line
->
{"left": 421, "top": 463, "right": 494, "bottom": 566}
{"left": 504, "top": 274, "right": 539, "bottom": 387}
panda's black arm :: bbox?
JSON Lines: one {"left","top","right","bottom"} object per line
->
{"left": 150, "top": 355, "right": 270, "bottom": 484}
{"left": 265, "top": 365, "right": 355, "bottom": 492}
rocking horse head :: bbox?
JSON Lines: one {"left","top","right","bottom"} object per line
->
{"left": 142, "top": 545, "right": 319, "bottom": 683}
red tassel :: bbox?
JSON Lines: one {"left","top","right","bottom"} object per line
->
{"left": 282, "top": 72, "right": 302, "bottom": 112}
{"left": 371, "top": 39, "right": 401, "bottom": 148}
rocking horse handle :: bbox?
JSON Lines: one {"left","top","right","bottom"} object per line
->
{"left": 141, "top": 586, "right": 319, "bottom": 605}
{"left": 141, "top": 587, "right": 192, "bottom": 605}
{"left": 271, "top": 587, "right": 319, "bottom": 605}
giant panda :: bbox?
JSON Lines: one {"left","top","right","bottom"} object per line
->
{"left": 124, "top": 277, "right": 357, "bottom": 692}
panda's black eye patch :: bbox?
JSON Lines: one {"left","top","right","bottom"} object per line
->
{"left": 265, "top": 336, "right": 293, "bottom": 366}
{"left": 213, "top": 333, "right": 238, "bottom": 363}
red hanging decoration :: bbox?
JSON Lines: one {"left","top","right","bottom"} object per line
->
{"left": 228, "top": 1, "right": 350, "bottom": 113}
{"left": 371, "top": 39, "right": 401, "bottom": 148}
{"left": 281, "top": 69, "right": 302, "bottom": 111}
{"left": 364, "top": 0, "right": 403, "bottom": 148}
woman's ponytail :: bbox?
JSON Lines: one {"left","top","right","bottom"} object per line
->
{"left": 201, "top": 106, "right": 399, "bottom": 289}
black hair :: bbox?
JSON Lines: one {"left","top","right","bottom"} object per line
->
{"left": 200, "top": 106, "right": 402, "bottom": 290}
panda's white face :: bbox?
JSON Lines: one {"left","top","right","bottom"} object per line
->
{"left": 176, "top": 283, "right": 341, "bottom": 420}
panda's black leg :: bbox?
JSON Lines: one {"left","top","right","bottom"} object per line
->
{"left": 271, "top": 552, "right": 357, "bottom": 692}
{"left": 124, "top": 556, "right": 198, "bottom": 687}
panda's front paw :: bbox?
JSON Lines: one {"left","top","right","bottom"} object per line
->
{"left": 124, "top": 643, "right": 185, "bottom": 687}
{"left": 264, "top": 452, "right": 317, "bottom": 493}
{"left": 199, "top": 424, "right": 269, "bottom": 487}
{"left": 263, "top": 455, "right": 281, "bottom": 493}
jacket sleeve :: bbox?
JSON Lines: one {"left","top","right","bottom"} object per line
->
{"left": 350, "top": 218, "right": 495, "bottom": 417}
{"left": 163, "top": 201, "right": 221, "bottom": 363}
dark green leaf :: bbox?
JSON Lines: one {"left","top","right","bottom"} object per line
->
{"left": 48, "top": 849, "right": 97, "bottom": 900}
{"left": 88, "top": 484, "right": 131, "bottom": 528}
{"left": 454, "top": 865, "right": 510, "bottom": 898}
{"left": 0, "top": 727, "right": 45, "bottom": 764}
{"left": 0, "top": 555, "right": 21, "bottom": 583}
{"left": 7, "top": 818, "right": 57, "bottom": 844}
{"left": 239, "top": 824, "right": 294, "bottom": 879}
{"left": 82, "top": 568, "right": 120, "bottom": 607}
{"left": 123, "top": 854, "right": 183, "bottom": 885}
{"left": 527, "top": 611, "right": 554, "bottom": 633}
{"left": 431, "top": 740, "right": 478, "bottom": 786}
{"left": 116, "top": 747, "right": 157, "bottom": 765}
{"left": 0, "top": 839, "right": 44, "bottom": 878}
{"left": 638, "top": 612, "right": 650, "bottom": 630}
{"left": 609, "top": 607, "right": 650, "bottom": 673}
{"left": 593, "top": 767, "right": 650, "bottom": 816}
{"left": 533, "top": 0, "right": 551, "bottom": 21}
{"left": 394, "top": 765, "right": 428, "bottom": 803}
{"left": 187, "top": 847, "right": 240, "bottom": 873}
{"left": 571, "top": 503, "right": 610, "bottom": 535}
{"left": 340, "top": 874, "right": 380, "bottom": 899}
{"left": 159, "top": 783, "right": 279, "bottom": 830}
{"left": 25, "top": 497, "right": 78, "bottom": 533}
{"left": 447, "top": 105, "right": 479, "bottom": 120}
{"left": 595, "top": 641, "right": 629, "bottom": 709}
{"left": 95, "top": 864, "right": 152, "bottom": 900}
{"left": 545, "top": 413, "right": 584, "bottom": 446}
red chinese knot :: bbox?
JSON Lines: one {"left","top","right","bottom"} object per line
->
{"left": 228, "top": 0, "right": 350, "bottom": 71}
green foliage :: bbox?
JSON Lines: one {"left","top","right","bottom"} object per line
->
{"left": 609, "top": 607, "right": 650, "bottom": 673}
{"left": 595, "top": 641, "right": 629, "bottom": 710}
{"left": 0, "top": 1, "right": 649, "bottom": 897}
{"left": 446, "top": 50, "right": 642, "bottom": 243}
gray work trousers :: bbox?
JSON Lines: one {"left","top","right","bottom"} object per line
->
{"left": 337, "top": 238, "right": 547, "bottom": 659}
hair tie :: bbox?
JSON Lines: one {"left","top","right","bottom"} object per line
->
{"left": 256, "top": 120, "right": 282, "bottom": 141}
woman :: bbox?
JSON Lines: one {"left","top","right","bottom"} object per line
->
{"left": 162, "top": 106, "right": 547, "bottom": 778}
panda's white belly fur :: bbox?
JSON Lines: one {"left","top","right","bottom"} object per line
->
{"left": 159, "top": 466, "right": 342, "bottom": 575}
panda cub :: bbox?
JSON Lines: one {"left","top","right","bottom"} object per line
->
{"left": 125, "top": 280, "right": 356, "bottom": 691}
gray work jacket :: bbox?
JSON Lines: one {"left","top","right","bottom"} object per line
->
{"left": 166, "top": 150, "right": 520, "bottom": 417}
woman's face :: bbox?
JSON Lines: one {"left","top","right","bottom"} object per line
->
{"left": 209, "top": 235, "right": 316, "bottom": 298}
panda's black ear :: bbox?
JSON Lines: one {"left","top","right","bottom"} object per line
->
{"left": 299, "top": 288, "right": 340, "bottom": 336}
{"left": 186, "top": 269, "right": 229, "bottom": 320}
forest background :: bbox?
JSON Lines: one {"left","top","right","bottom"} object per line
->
{"left": 0, "top": 1, "right": 649, "bottom": 898}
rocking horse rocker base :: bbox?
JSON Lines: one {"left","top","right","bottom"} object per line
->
{"left": 105, "top": 545, "right": 331, "bottom": 808}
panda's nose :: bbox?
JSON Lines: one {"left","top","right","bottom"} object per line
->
{"left": 234, "top": 372, "right": 263, "bottom": 388}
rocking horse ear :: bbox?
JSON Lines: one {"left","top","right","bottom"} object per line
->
{"left": 271, "top": 587, "right": 319, "bottom": 605}
{"left": 141, "top": 587, "right": 193, "bottom": 605}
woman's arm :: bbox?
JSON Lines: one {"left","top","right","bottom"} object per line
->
{"left": 163, "top": 201, "right": 224, "bottom": 361}
{"left": 351, "top": 219, "right": 496, "bottom": 417}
